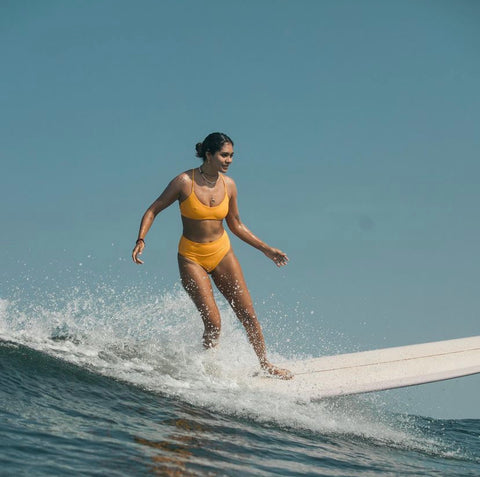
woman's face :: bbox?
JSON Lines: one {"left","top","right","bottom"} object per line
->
{"left": 207, "top": 143, "right": 234, "bottom": 173}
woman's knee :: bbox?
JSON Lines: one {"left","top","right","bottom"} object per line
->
{"left": 235, "top": 308, "right": 257, "bottom": 327}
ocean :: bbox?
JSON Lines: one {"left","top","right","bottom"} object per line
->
{"left": 1, "top": 282, "right": 479, "bottom": 476}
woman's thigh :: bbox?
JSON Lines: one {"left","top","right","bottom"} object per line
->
{"left": 210, "top": 251, "right": 255, "bottom": 316}
{"left": 178, "top": 254, "right": 220, "bottom": 319}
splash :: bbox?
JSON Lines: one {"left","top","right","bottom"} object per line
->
{"left": 0, "top": 280, "right": 463, "bottom": 459}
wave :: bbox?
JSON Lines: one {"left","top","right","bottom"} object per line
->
{"left": 0, "top": 284, "right": 478, "bottom": 465}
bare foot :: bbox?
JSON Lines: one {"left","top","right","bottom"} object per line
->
{"left": 262, "top": 362, "right": 294, "bottom": 380}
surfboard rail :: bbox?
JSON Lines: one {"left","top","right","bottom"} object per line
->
{"left": 249, "top": 336, "right": 480, "bottom": 399}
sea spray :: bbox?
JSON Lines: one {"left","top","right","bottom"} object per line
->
{"left": 0, "top": 278, "right": 470, "bottom": 464}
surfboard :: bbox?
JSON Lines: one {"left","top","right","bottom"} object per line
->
{"left": 250, "top": 336, "right": 480, "bottom": 399}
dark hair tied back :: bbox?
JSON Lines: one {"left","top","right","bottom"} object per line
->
{"left": 195, "top": 132, "right": 233, "bottom": 160}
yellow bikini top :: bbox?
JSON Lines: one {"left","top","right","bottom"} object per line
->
{"left": 179, "top": 169, "right": 229, "bottom": 220}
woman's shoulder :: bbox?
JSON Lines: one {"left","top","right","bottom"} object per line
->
{"left": 164, "top": 170, "right": 194, "bottom": 197}
{"left": 177, "top": 169, "right": 194, "bottom": 181}
{"left": 171, "top": 169, "right": 194, "bottom": 185}
{"left": 223, "top": 174, "right": 237, "bottom": 192}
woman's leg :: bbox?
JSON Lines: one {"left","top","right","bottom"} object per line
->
{"left": 178, "top": 254, "right": 221, "bottom": 348}
{"left": 211, "top": 251, "right": 292, "bottom": 379}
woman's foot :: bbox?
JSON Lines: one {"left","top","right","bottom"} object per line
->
{"left": 262, "top": 361, "right": 294, "bottom": 380}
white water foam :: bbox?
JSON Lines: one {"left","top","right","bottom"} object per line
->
{"left": 0, "top": 284, "right": 455, "bottom": 456}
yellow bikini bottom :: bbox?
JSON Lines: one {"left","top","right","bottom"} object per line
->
{"left": 178, "top": 230, "right": 231, "bottom": 273}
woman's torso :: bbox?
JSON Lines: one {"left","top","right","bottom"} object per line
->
{"left": 179, "top": 169, "right": 229, "bottom": 243}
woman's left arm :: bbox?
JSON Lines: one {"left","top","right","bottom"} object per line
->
{"left": 225, "top": 179, "right": 289, "bottom": 267}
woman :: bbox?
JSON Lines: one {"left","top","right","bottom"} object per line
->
{"left": 132, "top": 132, "right": 292, "bottom": 379}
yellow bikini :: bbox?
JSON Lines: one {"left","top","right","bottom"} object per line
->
{"left": 178, "top": 169, "right": 231, "bottom": 272}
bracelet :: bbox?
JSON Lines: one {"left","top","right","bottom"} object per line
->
{"left": 136, "top": 238, "right": 145, "bottom": 244}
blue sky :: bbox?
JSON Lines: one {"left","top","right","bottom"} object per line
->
{"left": 1, "top": 0, "right": 480, "bottom": 417}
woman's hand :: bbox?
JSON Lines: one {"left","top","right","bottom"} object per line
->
{"left": 264, "top": 247, "right": 289, "bottom": 267}
{"left": 132, "top": 241, "right": 145, "bottom": 264}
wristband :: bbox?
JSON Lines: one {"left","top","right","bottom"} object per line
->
{"left": 136, "top": 238, "right": 145, "bottom": 244}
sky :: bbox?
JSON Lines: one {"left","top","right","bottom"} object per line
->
{"left": 1, "top": 0, "right": 480, "bottom": 418}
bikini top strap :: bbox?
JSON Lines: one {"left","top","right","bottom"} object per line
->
{"left": 191, "top": 169, "right": 195, "bottom": 194}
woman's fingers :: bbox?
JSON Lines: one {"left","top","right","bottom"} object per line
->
{"left": 132, "top": 245, "right": 144, "bottom": 264}
{"left": 270, "top": 248, "right": 289, "bottom": 267}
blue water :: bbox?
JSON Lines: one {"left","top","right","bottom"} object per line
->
{"left": 1, "top": 284, "right": 479, "bottom": 476}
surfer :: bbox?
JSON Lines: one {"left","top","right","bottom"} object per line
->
{"left": 132, "top": 132, "right": 292, "bottom": 379}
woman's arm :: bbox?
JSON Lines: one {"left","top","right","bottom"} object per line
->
{"left": 225, "top": 179, "right": 289, "bottom": 267}
{"left": 132, "top": 174, "right": 185, "bottom": 264}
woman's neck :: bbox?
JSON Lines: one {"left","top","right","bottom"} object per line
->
{"left": 199, "top": 163, "right": 219, "bottom": 178}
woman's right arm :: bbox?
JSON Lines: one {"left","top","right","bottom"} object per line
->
{"left": 132, "top": 175, "right": 185, "bottom": 264}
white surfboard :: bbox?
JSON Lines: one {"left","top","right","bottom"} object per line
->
{"left": 250, "top": 336, "right": 480, "bottom": 399}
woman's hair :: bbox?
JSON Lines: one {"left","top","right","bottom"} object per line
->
{"left": 195, "top": 132, "right": 233, "bottom": 160}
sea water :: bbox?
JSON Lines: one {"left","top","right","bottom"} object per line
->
{"left": 1, "top": 277, "right": 479, "bottom": 476}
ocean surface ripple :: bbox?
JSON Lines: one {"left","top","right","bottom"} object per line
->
{"left": 1, "top": 285, "right": 479, "bottom": 476}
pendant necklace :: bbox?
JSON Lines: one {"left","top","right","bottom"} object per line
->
{"left": 199, "top": 167, "right": 218, "bottom": 205}
{"left": 199, "top": 166, "right": 218, "bottom": 186}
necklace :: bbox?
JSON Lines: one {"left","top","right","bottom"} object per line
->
{"left": 199, "top": 166, "right": 218, "bottom": 186}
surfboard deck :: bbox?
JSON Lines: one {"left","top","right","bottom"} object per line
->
{"left": 250, "top": 336, "right": 480, "bottom": 399}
